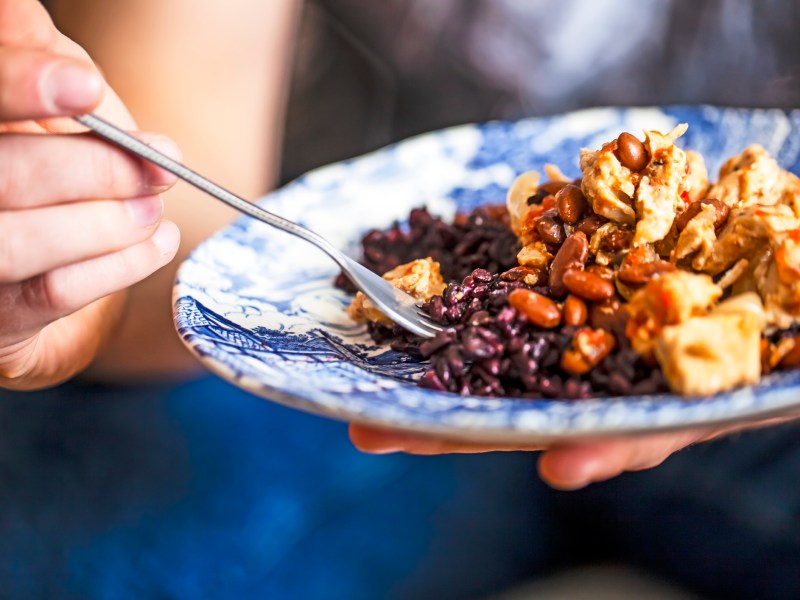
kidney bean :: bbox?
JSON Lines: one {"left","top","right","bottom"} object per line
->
{"left": 549, "top": 231, "right": 589, "bottom": 298}
{"left": 562, "top": 268, "right": 615, "bottom": 301}
{"left": 585, "top": 264, "right": 615, "bottom": 281}
{"left": 563, "top": 295, "right": 588, "bottom": 326}
{"left": 617, "top": 132, "right": 649, "bottom": 171}
{"left": 589, "top": 298, "right": 623, "bottom": 331}
{"left": 617, "top": 260, "right": 676, "bottom": 286}
{"left": 561, "top": 328, "right": 616, "bottom": 375}
{"left": 555, "top": 184, "right": 589, "bottom": 224}
{"left": 508, "top": 288, "right": 561, "bottom": 328}
{"left": 674, "top": 201, "right": 704, "bottom": 231}
{"left": 575, "top": 215, "right": 607, "bottom": 237}
{"left": 535, "top": 214, "right": 566, "bottom": 245}
{"left": 560, "top": 351, "right": 590, "bottom": 376}
{"left": 600, "top": 228, "right": 634, "bottom": 253}
{"left": 498, "top": 265, "right": 542, "bottom": 286}
{"left": 674, "top": 198, "right": 730, "bottom": 232}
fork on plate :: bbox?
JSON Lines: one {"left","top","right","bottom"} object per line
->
{"left": 74, "top": 114, "right": 442, "bottom": 339}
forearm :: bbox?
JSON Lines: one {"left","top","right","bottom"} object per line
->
{"left": 49, "top": 0, "right": 301, "bottom": 380}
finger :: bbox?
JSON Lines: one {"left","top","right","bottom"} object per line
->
{"left": 348, "top": 423, "right": 546, "bottom": 454}
{"left": 0, "top": 220, "right": 179, "bottom": 345}
{"left": 0, "top": 194, "right": 166, "bottom": 283}
{"left": 0, "top": 0, "right": 58, "bottom": 48}
{"left": 537, "top": 428, "right": 710, "bottom": 490}
{"left": 0, "top": 292, "right": 123, "bottom": 390}
{"left": 0, "top": 46, "right": 102, "bottom": 120}
{"left": 0, "top": 132, "right": 179, "bottom": 207}
{"left": 0, "top": 1, "right": 134, "bottom": 134}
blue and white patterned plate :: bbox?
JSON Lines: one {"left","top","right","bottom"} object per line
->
{"left": 174, "top": 106, "right": 800, "bottom": 443}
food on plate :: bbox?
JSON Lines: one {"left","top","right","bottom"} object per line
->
{"left": 343, "top": 125, "right": 800, "bottom": 399}
{"left": 346, "top": 258, "right": 446, "bottom": 326}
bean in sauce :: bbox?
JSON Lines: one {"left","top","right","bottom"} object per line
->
{"left": 617, "top": 132, "right": 649, "bottom": 171}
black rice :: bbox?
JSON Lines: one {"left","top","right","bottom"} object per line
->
{"left": 335, "top": 206, "right": 519, "bottom": 293}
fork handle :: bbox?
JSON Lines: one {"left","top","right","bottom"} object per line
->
{"left": 74, "top": 113, "right": 340, "bottom": 259}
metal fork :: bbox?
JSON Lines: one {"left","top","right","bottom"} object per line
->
{"left": 75, "top": 113, "right": 443, "bottom": 339}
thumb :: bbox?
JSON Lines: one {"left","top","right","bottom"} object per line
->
{"left": 0, "top": 0, "right": 60, "bottom": 48}
{"left": 0, "top": 47, "right": 103, "bottom": 120}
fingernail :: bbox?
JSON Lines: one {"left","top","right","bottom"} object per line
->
{"left": 125, "top": 196, "right": 163, "bottom": 228}
{"left": 150, "top": 222, "right": 180, "bottom": 257}
{"left": 141, "top": 136, "right": 182, "bottom": 187}
{"left": 41, "top": 61, "right": 103, "bottom": 113}
{"left": 144, "top": 135, "right": 183, "bottom": 162}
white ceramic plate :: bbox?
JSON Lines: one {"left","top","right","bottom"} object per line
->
{"left": 174, "top": 106, "right": 800, "bottom": 443}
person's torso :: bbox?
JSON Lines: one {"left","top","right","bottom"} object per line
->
{"left": 281, "top": 0, "right": 800, "bottom": 181}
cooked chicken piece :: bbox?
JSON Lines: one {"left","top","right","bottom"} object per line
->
{"left": 668, "top": 199, "right": 730, "bottom": 263}
{"left": 506, "top": 170, "right": 541, "bottom": 243}
{"left": 774, "top": 230, "right": 800, "bottom": 284}
{"left": 691, "top": 205, "right": 800, "bottom": 275}
{"left": 730, "top": 247, "right": 772, "bottom": 298}
{"left": 671, "top": 201, "right": 800, "bottom": 328}
{"left": 715, "top": 258, "right": 750, "bottom": 290}
{"left": 784, "top": 175, "right": 800, "bottom": 218}
{"left": 707, "top": 144, "right": 800, "bottom": 212}
{"left": 654, "top": 310, "right": 761, "bottom": 396}
{"left": 579, "top": 143, "right": 637, "bottom": 225}
{"left": 544, "top": 163, "right": 570, "bottom": 183}
{"left": 346, "top": 257, "right": 446, "bottom": 326}
{"left": 755, "top": 230, "right": 800, "bottom": 329}
{"left": 633, "top": 125, "right": 690, "bottom": 246}
{"left": 685, "top": 150, "right": 709, "bottom": 202}
{"left": 517, "top": 240, "right": 552, "bottom": 269}
{"left": 625, "top": 270, "right": 722, "bottom": 356}
{"left": 580, "top": 125, "right": 690, "bottom": 247}
{"left": 712, "top": 291, "right": 767, "bottom": 329}
{"left": 672, "top": 203, "right": 718, "bottom": 262}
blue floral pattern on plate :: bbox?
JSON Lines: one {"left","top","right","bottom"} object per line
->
{"left": 174, "top": 106, "right": 800, "bottom": 443}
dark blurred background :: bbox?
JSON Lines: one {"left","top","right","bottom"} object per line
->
{"left": 280, "top": 0, "right": 800, "bottom": 183}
